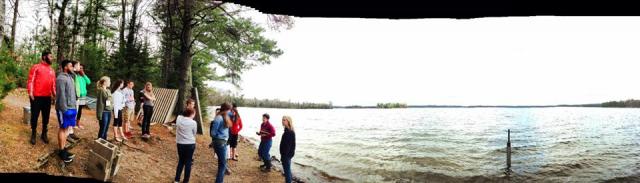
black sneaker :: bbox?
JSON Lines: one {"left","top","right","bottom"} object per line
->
{"left": 30, "top": 133, "right": 36, "bottom": 145}
{"left": 59, "top": 151, "right": 73, "bottom": 163}
{"left": 41, "top": 134, "right": 49, "bottom": 144}
{"left": 66, "top": 150, "right": 76, "bottom": 159}
{"left": 69, "top": 133, "right": 80, "bottom": 140}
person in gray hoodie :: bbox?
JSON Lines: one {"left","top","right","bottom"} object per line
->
{"left": 55, "top": 59, "right": 77, "bottom": 163}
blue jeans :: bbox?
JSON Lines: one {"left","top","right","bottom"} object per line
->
{"left": 98, "top": 111, "right": 111, "bottom": 139}
{"left": 213, "top": 139, "right": 227, "bottom": 183}
{"left": 258, "top": 139, "right": 272, "bottom": 168}
{"left": 282, "top": 156, "right": 293, "bottom": 183}
{"left": 175, "top": 144, "right": 196, "bottom": 183}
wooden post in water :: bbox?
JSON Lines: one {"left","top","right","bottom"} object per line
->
{"left": 506, "top": 129, "right": 512, "bottom": 170}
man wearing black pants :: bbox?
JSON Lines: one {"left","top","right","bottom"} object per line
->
{"left": 27, "top": 50, "right": 56, "bottom": 145}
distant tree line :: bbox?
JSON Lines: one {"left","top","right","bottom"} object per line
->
{"left": 601, "top": 99, "right": 640, "bottom": 108}
{"left": 203, "top": 88, "right": 332, "bottom": 109}
{"left": 376, "top": 103, "right": 407, "bottom": 108}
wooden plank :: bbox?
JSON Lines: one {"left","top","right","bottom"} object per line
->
{"left": 150, "top": 88, "right": 179, "bottom": 125}
{"left": 193, "top": 87, "right": 204, "bottom": 134}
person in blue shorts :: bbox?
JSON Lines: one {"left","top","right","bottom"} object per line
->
{"left": 55, "top": 60, "right": 78, "bottom": 163}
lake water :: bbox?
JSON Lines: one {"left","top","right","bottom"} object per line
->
{"left": 229, "top": 107, "right": 640, "bottom": 182}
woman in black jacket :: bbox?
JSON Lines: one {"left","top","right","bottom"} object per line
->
{"left": 280, "top": 115, "right": 296, "bottom": 183}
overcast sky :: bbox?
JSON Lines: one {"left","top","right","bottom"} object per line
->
{"left": 7, "top": 2, "right": 640, "bottom": 106}
{"left": 225, "top": 12, "right": 640, "bottom": 106}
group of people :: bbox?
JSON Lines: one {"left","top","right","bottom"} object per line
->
{"left": 28, "top": 50, "right": 86, "bottom": 163}
{"left": 173, "top": 101, "right": 297, "bottom": 183}
{"left": 27, "top": 49, "right": 297, "bottom": 182}
{"left": 27, "top": 50, "right": 157, "bottom": 163}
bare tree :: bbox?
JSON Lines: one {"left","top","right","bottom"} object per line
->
{"left": 119, "top": 0, "right": 127, "bottom": 48}
{"left": 69, "top": 0, "right": 80, "bottom": 59}
{"left": 10, "top": 0, "right": 19, "bottom": 52}
{"left": 56, "top": 0, "right": 71, "bottom": 62}
{"left": 47, "top": 0, "right": 55, "bottom": 50}
{"left": 0, "top": 0, "right": 5, "bottom": 48}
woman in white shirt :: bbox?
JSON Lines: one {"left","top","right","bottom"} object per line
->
{"left": 112, "top": 80, "right": 127, "bottom": 142}
{"left": 174, "top": 108, "right": 197, "bottom": 183}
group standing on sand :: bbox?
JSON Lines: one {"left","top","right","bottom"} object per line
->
{"left": 27, "top": 49, "right": 297, "bottom": 182}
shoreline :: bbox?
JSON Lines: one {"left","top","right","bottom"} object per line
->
{"left": 240, "top": 135, "right": 351, "bottom": 183}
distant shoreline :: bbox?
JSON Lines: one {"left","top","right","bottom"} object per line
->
{"left": 333, "top": 104, "right": 605, "bottom": 109}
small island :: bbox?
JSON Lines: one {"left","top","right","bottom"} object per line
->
{"left": 376, "top": 103, "right": 408, "bottom": 109}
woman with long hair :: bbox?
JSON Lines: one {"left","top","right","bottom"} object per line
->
{"left": 140, "top": 82, "right": 156, "bottom": 138}
{"left": 112, "top": 79, "right": 127, "bottom": 142}
{"left": 229, "top": 103, "right": 243, "bottom": 161}
{"left": 210, "top": 102, "right": 233, "bottom": 183}
{"left": 280, "top": 115, "right": 296, "bottom": 183}
{"left": 96, "top": 76, "right": 113, "bottom": 140}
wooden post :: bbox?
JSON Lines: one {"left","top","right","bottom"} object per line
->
{"left": 506, "top": 129, "right": 512, "bottom": 170}
{"left": 191, "top": 87, "right": 204, "bottom": 134}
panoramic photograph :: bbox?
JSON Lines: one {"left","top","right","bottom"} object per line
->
{"left": 1, "top": 0, "right": 639, "bottom": 183}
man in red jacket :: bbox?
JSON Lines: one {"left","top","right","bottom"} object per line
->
{"left": 27, "top": 50, "right": 56, "bottom": 145}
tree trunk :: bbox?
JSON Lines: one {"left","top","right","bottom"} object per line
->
{"left": 176, "top": 0, "right": 195, "bottom": 114}
{"left": 119, "top": 0, "right": 126, "bottom": 48}
{"left": 10, "top": 0, "right": 19, "bottom": 52}
{"left": 0, "top": 0, "right": 5, "bottom": 48}
{"left": 69, "top": 0, "right": 80, "bottom": 59}
{"left": 126, "top": 0, "right": 138, "bottom": 48}
{"left": 47, "top": 0, "right": 54, "bottom": 50}
{"left": 91, "top": 0, "right": 99, "bottom": 43}
{"left": 56, "top": 0, "right": 71, "bottom": 63}
{"left": 160, "top": 0, "right": 175, "bottom": 87}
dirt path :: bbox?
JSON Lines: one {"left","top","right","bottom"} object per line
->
{"left": 0, "top": 89, "right": 286, "bottom": 183}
